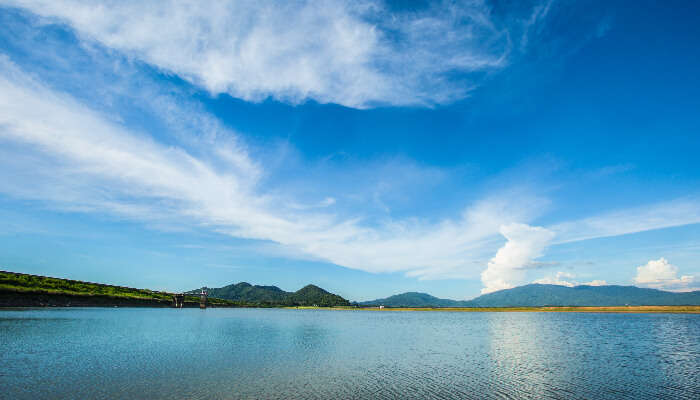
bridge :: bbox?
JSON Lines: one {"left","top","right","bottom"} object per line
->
{"left": 172, "top": 288, "right": 207, "bottom": 309}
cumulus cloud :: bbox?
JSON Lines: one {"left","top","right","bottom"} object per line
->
{"left": 2, "top": 0, "right": 516, "bottom": 108}
{"left": 633, "top": 258, "right": 695, "bottom": 292}
{"left": 480, "top": 223, "right": 555, "bottom": 293}
{"left": 533, "top": 271, "right": 607, "bottom": 287}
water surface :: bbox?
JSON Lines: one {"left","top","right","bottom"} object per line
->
{"left": 1, "top": 308, "right": 698, "bottom": 399}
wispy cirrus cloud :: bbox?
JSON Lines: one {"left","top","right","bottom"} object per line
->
{"left": 1, "top": 54, "right": 699, "bottom": 292}
{"left": 550, "top": 198, "right": 700, "bottom": 244}
{"left": 0, "top": 57, "right": 545, "bottom": 281}
{"left": 1, "top": 2, "right": 699, "bottom": 296}
{"left": 2, "top": 0, "right": 514, "bottom": 108}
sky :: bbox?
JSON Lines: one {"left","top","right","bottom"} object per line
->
{"left": 0, "top": 0, "right": 699, "bottom": 301}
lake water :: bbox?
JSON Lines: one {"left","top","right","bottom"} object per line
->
{"left": 1, "top": 308, "right": 698, "bottom": 399}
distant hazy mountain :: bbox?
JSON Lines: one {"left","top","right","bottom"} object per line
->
{"left": 359, "top": 292, "right": 468, "bottom": 307}
{"left": 466, "top": 284, "right": 700, "bottom": 307}
{"left": 192, "top": 282, "right": 350, "bottom": 306}
{"left": 361, "top": 284, "right": 700, "bottom": 307}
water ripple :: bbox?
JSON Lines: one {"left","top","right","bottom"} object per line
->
{"left": 0, "top": 309, "right": 698, "bottom": 399}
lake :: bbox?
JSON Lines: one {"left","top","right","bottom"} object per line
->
{"left": 1, "top": 308, "right": 698, "bottom": 399}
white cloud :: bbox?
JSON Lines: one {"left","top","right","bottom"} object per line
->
{"left": 3, "top": 0, "right": 513, "bottom": 108}
{"left": 533, "top": 271, "right": 576, "bottom": 287}
{"left": 551, "top": 198, "right": 700, "bottom": 243}
{"left": 584, "top": 279, "right": 608, "bottom": 286}
{"left": 480, "top": 223, "right": 555, "bottom": 293}
{"left": 533, "top": 271, "right": 607, "bottom": 287}
{"left": 288, "top": 197, "right": 336, "bottom": 210}
{"left": 1, "top": 26, "right": 699, "bottom": 295}
{"left": 0, "top": 57, "right": 544, "bottom": 281}
{"left": 633, "top": 258, "right": 696, "bottom": 292}
{"left": 520, "top": 0, "right": 552, "bottom": 50}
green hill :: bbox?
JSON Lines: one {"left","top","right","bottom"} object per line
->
{"left": 288, "top": 284, "right": 349, "bottom": 306}
{"left": 199, "top": 282, "right": 288, "bottom": 303}
{"left": 0, "top": 270, "right": 234, "bottom": 307}
{"left": 193, "top": 282, "right": 351, "bottom": 307}
{"left": 1, "top": 270, "right": 174, "bottom": 301}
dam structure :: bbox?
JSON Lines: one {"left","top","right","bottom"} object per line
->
{"left": 172, "top": 288, "right": 207, "bottom": 309}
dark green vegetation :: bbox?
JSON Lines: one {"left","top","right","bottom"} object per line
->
{"left": 0, "top": 271, "right": 235, "bottom": 307}
{"left": 361, "top": 284, "right": 700, "bottom": 307}
{"left": 193, "top": 282, "right": 351, "bottom": 307}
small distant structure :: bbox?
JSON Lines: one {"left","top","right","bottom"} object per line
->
{"left": 199, "top": 288, "right": 208, "bottom": 309}
{"left": 172, "top": 293, "right": 185, "bottom": 308}
{"left": 379, "top": 305, "right": 384, "bottom": 310}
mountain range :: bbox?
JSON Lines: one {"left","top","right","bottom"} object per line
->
{"left": 361, "top": 284, "right": 700, "bottom": 307}
{"left": 190, "top": 281, "right": 700, "bottom": 308}
{"left": 190, "top": 282, "right": 351, "bottom": 307}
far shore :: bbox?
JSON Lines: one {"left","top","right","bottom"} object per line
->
{"left": 287, "top": 305, "right": 700, "bottom": 313}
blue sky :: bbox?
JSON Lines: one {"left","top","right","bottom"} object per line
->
{"left": 0, "top": 0, "right": 698, "bottom": 300}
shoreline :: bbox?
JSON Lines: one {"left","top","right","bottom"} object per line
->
{"left": 284, "top": 305, "right": 700, "bottom": 313}
{"left": 282, "top": 306, "right": 700, "bottom": 314}
{"left": 2, "top": 302, "right": 699, "bottom": 313}
{"left": 0, "top": 289, "right": 240, "bottom": 308}
{"left": 353, "top": 306, "right": 700, "bottom": 313}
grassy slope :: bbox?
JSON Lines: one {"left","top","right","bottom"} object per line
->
{"left": 0, "top": 271, "right": 236, "bottom": 306}
{"left": 0, "top": 271, "right": 174, "bottom": 300}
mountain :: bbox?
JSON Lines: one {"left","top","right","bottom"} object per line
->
{"left": 361, "top": 284, "right": 700, "bottom": 307}
{"left": 202, "top": 282, "right": 288, "bottom": 303}
{"left": 359, "top": 292, "right": 467, "bottom": 307}
{"left": 288, "top": 284, "right": 349, "bottom": 306}
{"left": 466, "top": 284, "right": 700, "bottom": 307}
{"left": 192, "top": 282, "right": 350, "bottom": 307}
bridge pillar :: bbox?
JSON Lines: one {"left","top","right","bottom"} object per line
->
{"left": 172, "top": 294, "right": 184, "bottom": 308}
